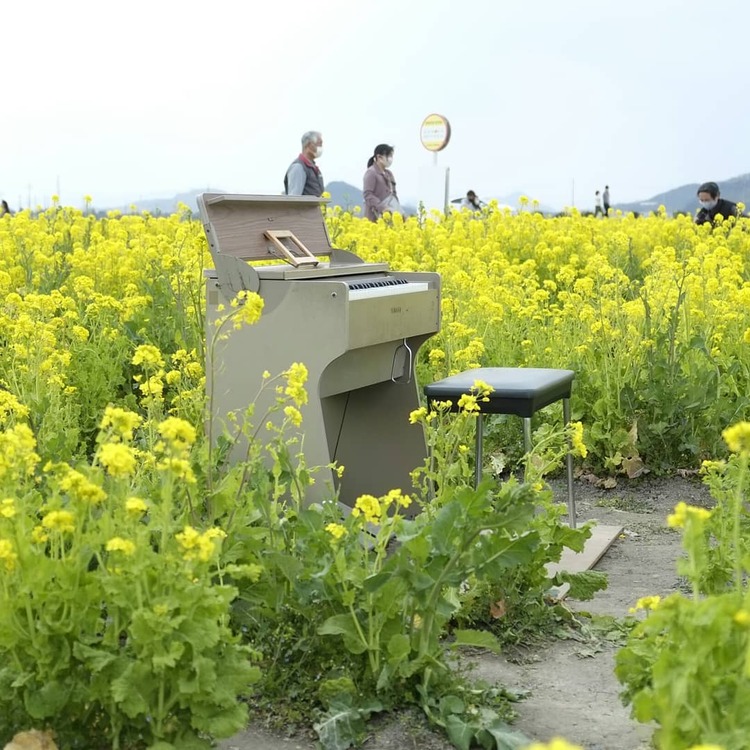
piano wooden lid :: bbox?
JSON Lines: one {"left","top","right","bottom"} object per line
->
{"left": 198, "top": 193, "right": 334, "bottom": 262}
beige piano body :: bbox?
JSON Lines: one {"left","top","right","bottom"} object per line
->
{"left": 198, "top": 193, "right": 441, "bottom": 510}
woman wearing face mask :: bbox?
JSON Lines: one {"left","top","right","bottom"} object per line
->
{"left": 363, "top": 144, "right": 401, "bottom": 222}
{"left": 695, "top": 181, "right": 740, "bottom": 226}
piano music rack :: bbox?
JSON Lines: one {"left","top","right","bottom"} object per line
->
{"left": 264, "top": 229, "right": 320, "bottom": 268}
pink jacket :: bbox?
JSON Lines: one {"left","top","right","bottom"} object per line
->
{"left": 363, "top": 165, "right": 399, "bottom": 222}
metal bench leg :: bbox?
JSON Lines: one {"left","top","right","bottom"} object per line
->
{"left": 522, "top": 417, "right": 533, "bottom": 485}
{"left": 563, "top": 397, "right": 576, "bottom": 528}
{"left": 475, "top": 414, "right": 484, "bottom": 488}
{"left": 523, "top": 417, "right": 532, "bottom": 453}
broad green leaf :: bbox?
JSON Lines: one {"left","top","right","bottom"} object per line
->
{"left": 444, "top": 714, "right": 474, "bottom": 750}
{"left": 554, "top": 570, "right": 608, "bottom": 601}
{"left": 111, "top": 662, "right": 152, "bottom": 717}
{"left": 484, "top": 719, "right": 530, "bottom": 749}
{"left": 318, "top": 614, "right": 368, "bottom": 654}
{"left": 440, "top": 693, "right": 465, "bottom": 714}
{"left": 314, "top": 706, "right": 366, "bottom": 750}
{"left": 191, "top": 701, "right": 249, "bottom": 737}
{"left": 362, "top": 571, "right": 394, "bottom": 593}
{"left": 265, "top": 550, "right": 304, "bottom": 583}
{"left": 318, "top": 614, "right": 360, "bottom": 638}
{"left": 386, "top": 633, "right": 411, "bottom": 663}
{"left": 451, "top": 629, "right": 501, "bottom": 654}
{"left": 72, "top": 641, "right": 118, "bottom": 673}
{"left": 24, "top": 679, "right": 70, "bottom": 718}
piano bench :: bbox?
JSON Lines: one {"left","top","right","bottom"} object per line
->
{"left": 423, "top": 367, "right": 576, "bottom": 527}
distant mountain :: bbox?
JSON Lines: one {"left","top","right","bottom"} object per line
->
{"left": 325, "top": 181, "right": 363, "bottom": 211}
{"left": 103, "top": 183, "right": 366, "bottom": 215}
{"left": 618, "top": 173, "right": 750, "bottom": 215}
{"left": 101, "top": 189, "right": 221, "bottom": 216}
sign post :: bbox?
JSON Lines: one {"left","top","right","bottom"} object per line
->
{"left": 419, "top": 114, "right": 451, "bottom": 214}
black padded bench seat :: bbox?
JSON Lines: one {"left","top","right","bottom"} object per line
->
{"left": 424, "top": 367, "right": 577, "bottom": 526}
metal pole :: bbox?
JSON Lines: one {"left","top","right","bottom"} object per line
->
{"left": 474, "top": 414, "right": 483, "bottom": 488}
{"left": 444, "top": 167, "right": 450, "bottom": 215}
{"left": 563, "top": 397, "right": 576, "bottom": 528}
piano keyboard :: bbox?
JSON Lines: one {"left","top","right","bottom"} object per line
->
{"left": 348, "top": 281, "right": 430, "bottom": 300}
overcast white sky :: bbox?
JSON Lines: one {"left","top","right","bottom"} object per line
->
{"left": 2, "top": 0, "right": 749, "bottom": 211}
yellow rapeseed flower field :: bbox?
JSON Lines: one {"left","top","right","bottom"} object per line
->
{"left": 1, "top": 202, "right": 749, "bottom": 472}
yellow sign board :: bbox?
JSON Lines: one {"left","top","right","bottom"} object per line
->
{"left": 419, "top": 113, "right": 451, "bottom": 152}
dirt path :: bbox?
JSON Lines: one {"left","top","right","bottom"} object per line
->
{"left": 221, "top": 476, "right": 711, "bottom": 750}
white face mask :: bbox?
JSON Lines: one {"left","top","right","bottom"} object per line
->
{"left": 385, "top": 156, "right": 393, "bottom": 167}
{"left": 314, "top": 146, "right": 323, "bottom": 159}
{"left": 699, "top": 199, "right": 717, "bottom": 209}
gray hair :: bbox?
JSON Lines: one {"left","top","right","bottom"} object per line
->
{"left": 301, "top": 131, "right": 321, "bottom": 148}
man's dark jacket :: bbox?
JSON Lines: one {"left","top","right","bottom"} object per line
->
{"left": 696, "top": 198, "right": 740, "bottom": 225}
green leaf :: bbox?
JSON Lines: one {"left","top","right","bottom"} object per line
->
{"left": 191, "top": 702, "right": 249, "bottom": 738}
{"left": 484, "top": 719, "right": 530, "bottom": 749}
{"left": 439, "top": 694, "right": 465, "bottom": 714}
{"left": 554, "top": 570, "right": 608, "bottom": 601}
{"left": 265, "top": 551, "right": 304, "bottom": 583}
{"left": 24, "top": 679, "right": 70, "bottom": 718}
{"left": 362, "top": 571, "right": 393, "bottom": 593}
{"left": 386, "top": 633, "right": 411, "bottom": 664}
{"left": 314, "top": 705, "right": 367, "bottom": 750}
{"left": 318, "top": 614, "right": 368, "bottom": 654}
{"left": 444, "top": 714, "right": 474, "bottom": 750}
{"left": 72, "top": 641, "right": 118, "bottom": 673}
{"left": 111, "top": 662, "right": 152, "bottom": 717}
{"left": 319, "top": 614, "right": 359, "bottom": 637}
{"left": 451, "top": 629, "right": 501, "bottom": 654}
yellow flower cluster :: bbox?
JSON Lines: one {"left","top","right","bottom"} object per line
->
{"left": 0, "top": 538, "right": 18, "bottom": 571}
{"left": 0, "top": 424, "right": 40, "bottom": 481}
{"left": 352, "top": 494, "right": 382, "bottom": 524}
{"left": 157, "top": 457, "right": 196, "bottom": 484}
{"left": 58, "top": 467, "right": 107, "bottom": 504}
{"left": 41, "top": 509, "right": 75, "bottom": 534}
{"left": 722, "top": 422, "right": 750, "bottom": 454}
{"left": 106, "top": 537, "right": 136, "bottom": 556}
{"left": 629, "top": 595, "right": 662, "bottom": 614}
{"left": 284, "top": 362, "right": 309, "bottom": 407}
{"left": 457, "top": 393, "right": 480, "bottom": 413}
{"left": 0, "top": 390, "right": 30, "bottom": 424}
{"left": 350, "top": 489, "right": 412, "bottom": 526}
{"left": 157, "top": 416, "right": 197, "bottom": 452}
{"left": 132, "top": 344, "right": 165, "bottom": 368}
{"left": 667, "top": 502, "right": 712, "bottom": 529}
{"left": 100, "top": 406, "right": 142, "bottom": 442}
{"left": 409, "top": 406, "right": 429, "bottom": 424}
{"left": 325, "top": 522, "right": 347, "bottom": 540}
{"left": 98, "top": 442, "right": 137, "bottom": 478}
{"left": 125, "top": 496, "right": 149, "bottom": 516}
{"left": 229, "top": 290, "right": 264, "bottom": 329}
{"left": 175, "top": 525, "right": 226, "bottom": 562}
{"left": 523, "top": 739, "right": 584, "bottom": 750}
{"left": 284, "top": 405, "right": 303, "bottom": 427}
{"left": 570, "top": 421, "right": 588, "bottom": 459}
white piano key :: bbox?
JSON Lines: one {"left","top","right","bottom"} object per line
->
{"left": 348, "top": 282, "right": 430, "bottom": 300}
